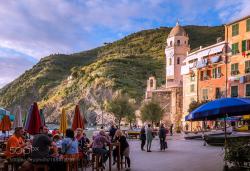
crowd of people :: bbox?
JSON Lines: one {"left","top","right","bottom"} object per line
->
{"left": 4, "top": 124, "right": 131, "bottom": 171}
{"left": 3, "top": 122, "right": 174, "bottom": 171}
{"left": 140, "top": 123, "right": 170, "bottom": 152}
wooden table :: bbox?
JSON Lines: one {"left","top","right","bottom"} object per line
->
{"left": 108, "top": 142, "right": 120, "bottom": 171}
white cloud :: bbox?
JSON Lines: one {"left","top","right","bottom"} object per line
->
{"left": 215, "top": 0, "right": 250, "bottom": 23}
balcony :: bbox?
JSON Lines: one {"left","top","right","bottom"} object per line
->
{"left": 231, "top": 70, "right": 240, "bottom": 76}
{"left": 196, "top": 59, "right": 208, "bottom": 69}
{"left": 245, "top": 68, "right": 250, "bottom": 74}
{"left": 210, "top": 56, "right": 224, "bottom": 64}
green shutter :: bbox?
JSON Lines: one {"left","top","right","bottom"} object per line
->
{"left": 247, "top": 19, "right": 250, "bottom": 32}
{"left": 242, "top": 40, "right": 246, "bottom": 52}
{"left": 231, "top": 64, "right": 234, "bottom": 71}
{"left": 232, "top": 24, "right": 239, "bottom": 36}
{"left": 218, "top": 67, "right": 221, "bottom": 77}
{"left": 246, "top": 84, "right": 250, "bottom": 96}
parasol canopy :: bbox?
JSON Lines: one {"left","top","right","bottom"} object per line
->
{"left": 24, "top": 102, "right": 42, "bottom": 135}
{"left": 71, "top": 105, "right": 84, "bottom": 131}
{"left": 13, "top": 106, "right": 23, "bottom": 129}
{"left": 185, "top": 98, "right": 250, "bottom": 121}
{"left": 0, "top": 115, "right": 11, "bottom": 131}
{"left": 59, "top": 108, "right": 68, "bottom": 134}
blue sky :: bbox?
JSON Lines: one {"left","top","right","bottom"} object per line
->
{"left": 0, "top": 0, "right": 249, "bottom": 88}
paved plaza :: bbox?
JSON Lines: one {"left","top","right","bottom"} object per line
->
{"left": 112, "top": 135, "right": 224, "bottom": 171}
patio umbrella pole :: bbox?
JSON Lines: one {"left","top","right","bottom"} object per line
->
{"left": 224, "top": 114, "right": 228, "bottom": 170}
{"left": 203, "top": 120, "right": 206, "bottom": 146}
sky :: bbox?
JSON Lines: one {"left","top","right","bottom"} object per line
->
{"left": 0, "top": 0, "right": 249, "bottom": 88}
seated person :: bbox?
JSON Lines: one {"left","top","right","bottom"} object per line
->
{"left": 61, "top": 129, "right": 78, "bottom": 158}
{"left": 31, "top": 126, "right": 52, "bottom": 159}
{"left": 6, "top": 127, "right": 26, "bottom": 158}
{"left": 92, "top": 130, "right": 111, "bottom": 168}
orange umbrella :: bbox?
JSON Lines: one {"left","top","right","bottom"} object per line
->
{"left": 71, "top": 105, "right": 84, "bottom": 131}
{"left": 0, "top": 115, "right": 11, "bottom": 131}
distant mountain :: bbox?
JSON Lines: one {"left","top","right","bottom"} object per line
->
{"left": 0, "top": 25, "right": 224, "bottom": 123}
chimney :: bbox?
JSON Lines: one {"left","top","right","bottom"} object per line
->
{"left": 200, "top": 46, "right": 202, "bottom": 49}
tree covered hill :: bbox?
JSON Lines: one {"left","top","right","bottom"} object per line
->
{"left": 0, "top": 25, "right": 224, "bottom": 122}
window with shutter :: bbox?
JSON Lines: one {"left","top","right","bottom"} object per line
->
{"left": 217, "top": 67, "right": 221, "bottom": 77}
{"left": 247, "top": 40, "right": 250, "bottom": 51}
{"left": 232, "top": 23, "right": 239, "bottom": 36}
{"left": 247, "top": 19, "right": 250, "bottom": 32}
{"left": 232, "top": 43, "right": 239, "bottom": 55}
{"left": 231, "top": 63, "right": 239, "bottom": 75}
{"left": 231, "top": 86, "right": 238, "bottom": 97}
{"left": 212, "top": 68, "right": 216, "bottom": 78}
{"left": 246, "top": 84, "right": 250, "bottom": 96}
{"left": 242, "top": 40, "right": 246, "bottom": 52}
{"left": 245, "top": 60, "right": 250, "bottom": 73}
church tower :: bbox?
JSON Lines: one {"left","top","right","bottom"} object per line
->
{"left": 165, "top": 21, "right": 190, "bottom": 88}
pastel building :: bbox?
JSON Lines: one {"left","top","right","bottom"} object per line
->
{"left": 225, "top": 16, "right": 250, "bottom": 98}
{"left": 181, "top": 41, "right": 226, "bottom": 128}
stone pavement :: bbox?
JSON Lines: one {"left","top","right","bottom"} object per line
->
{"left": 128, "top": 135, "right": 224, "bottom": 171}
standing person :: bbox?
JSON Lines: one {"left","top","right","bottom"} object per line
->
{"left": 109, "top": 124, "right": 117, "bottom": 142}
{"left": 159, "top": 124, "right": 167, "bottom": 151}
{"left": 146, "top": 124, "right": 153, "bottom": 152}
{"left": 139, "top": 126, "right": 146, "bottom": 151}
{"left": 113, "top": 129, "right": 131, "bottom": 171}
{"left": 170, "top": 124, "right": 174, "bottom": 136}
{"left": 75, "top": 128, "right": 90, "bottom": 153}
{"left": 92, "top": 130, "right": 111, "bottom": 168}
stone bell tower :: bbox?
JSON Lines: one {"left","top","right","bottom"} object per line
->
{"left": 165, "top": 21, "right": 190, "bottom": 88}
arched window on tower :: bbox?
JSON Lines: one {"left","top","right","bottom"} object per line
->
{"left": 177, "top": 40, "right": 180, "bottom": 46}
{"left": 177, "top": 57, "right": 180, "bottom": 64}
{"left": 170, "top": 41, "right": 172, "bottom": 46}
{"left": 169, "top": 58, "right": 172, "bottom": 65}
{"left": 150, "top": 79, "right": 154, "bottom": 88}
{"left": 184, "top": 41, "right": 186, "bottom": 44}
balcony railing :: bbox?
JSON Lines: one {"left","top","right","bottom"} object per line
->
{"left": 231, "top": 70, "right": 240, "bottom": 76}
{"left": 245, "top": 68, "right": 250, "bottom": 74}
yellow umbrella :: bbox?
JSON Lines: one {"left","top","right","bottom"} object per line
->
{"left": 59, "top": 108, "right": 67, "bottom": 135}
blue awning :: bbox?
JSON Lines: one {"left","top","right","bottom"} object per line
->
{"left": 185, "top": 98, "right": 250, "bottom": 121}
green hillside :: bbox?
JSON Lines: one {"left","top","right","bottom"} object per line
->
{"left": 0, "top": 25, "right": 224, "bottom": 120}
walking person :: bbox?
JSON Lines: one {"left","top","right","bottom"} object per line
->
{"left": 159, "top": 124, "right": 167, "bottom": 151}
{"left": 140, "top": 126, "right": 146, "bottom": 151}
{"left": 146, "top": 124, "right": 153, "bottom": 152}
{"left": 170, "top": 124, "right": 174, "bottom": 136}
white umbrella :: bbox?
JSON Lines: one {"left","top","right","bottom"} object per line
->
{"left": 13, "top": 106, "right": 23, "bottom": 129}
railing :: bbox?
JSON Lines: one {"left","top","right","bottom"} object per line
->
{"left": 231, "top": 70, "right": 240, "bottom": 76}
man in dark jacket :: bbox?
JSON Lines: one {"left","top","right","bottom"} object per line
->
{"left": 140, "top": 126, "right": 146, "bottom": 151}
{"left": 159, "top": 124, "right": 167, "bottom": 151}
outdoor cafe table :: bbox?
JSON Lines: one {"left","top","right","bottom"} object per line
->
{"left": 108, "top": 142, "right": 120, "bottom": 171}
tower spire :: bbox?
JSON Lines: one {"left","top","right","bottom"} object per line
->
{"left": 176, "top": 19, "right": 179, "bottom": 26}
